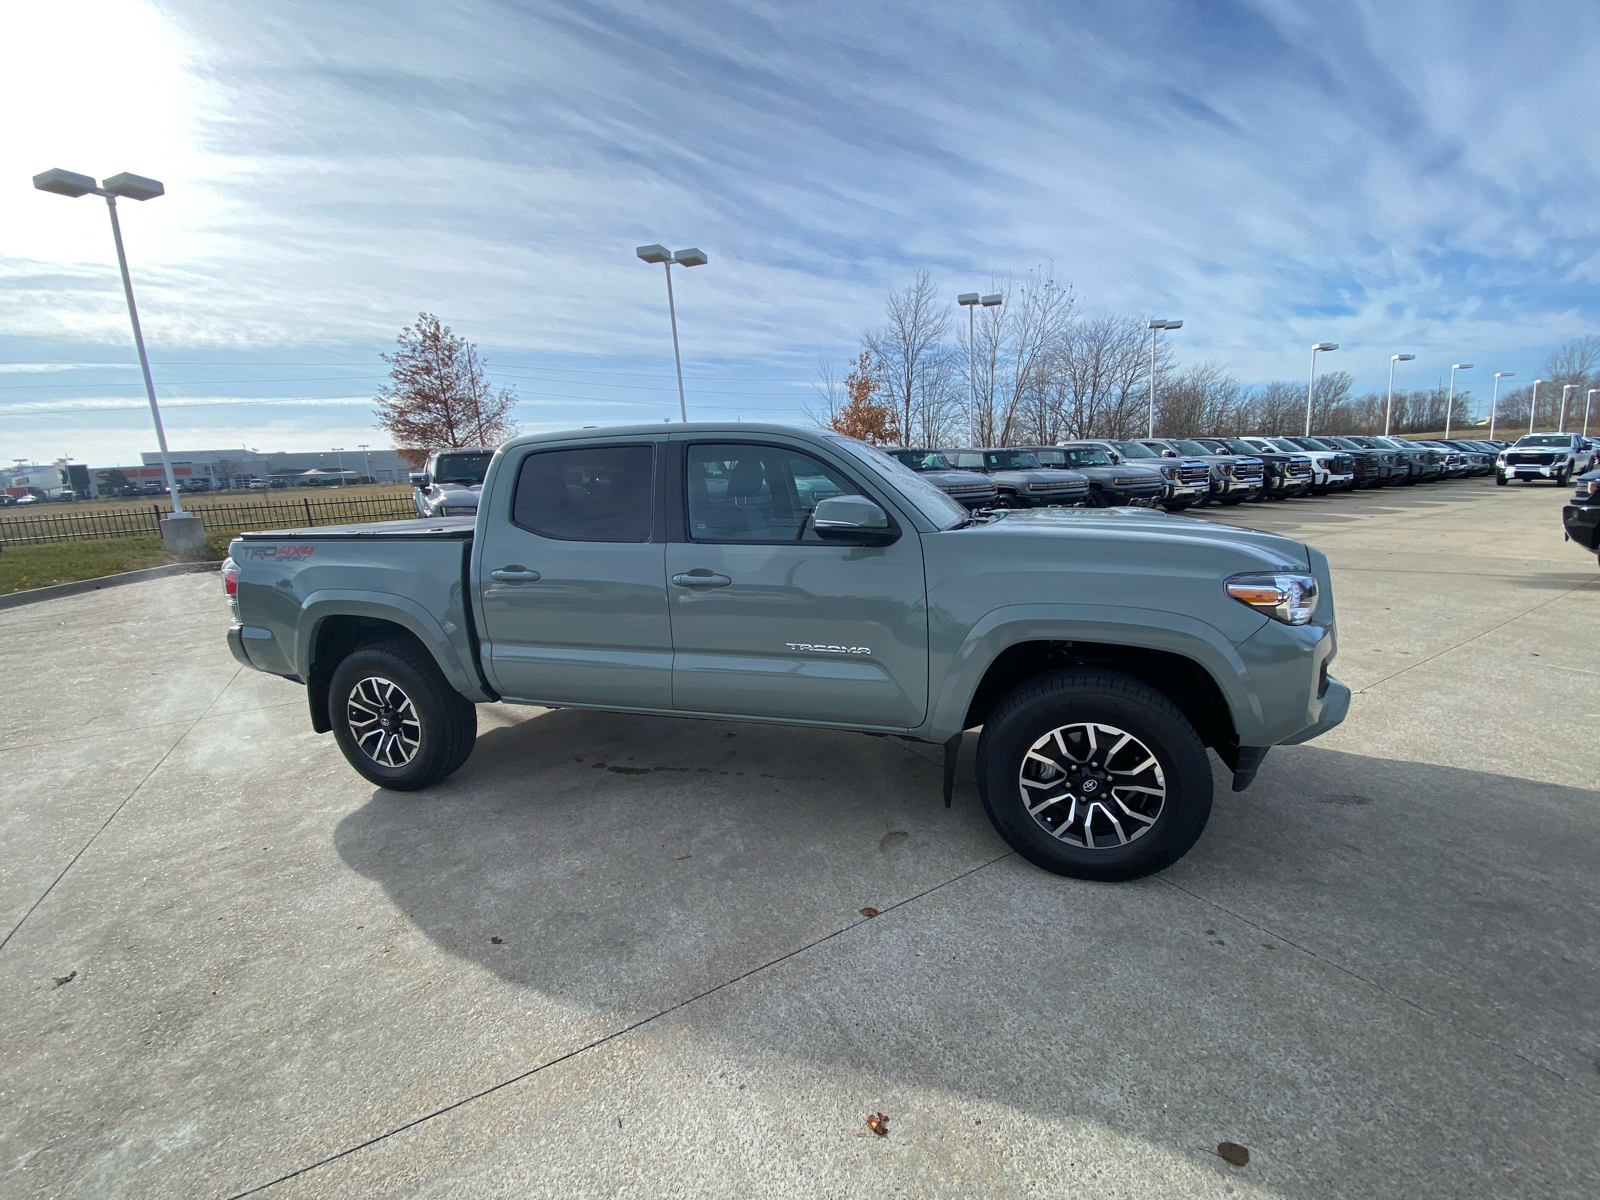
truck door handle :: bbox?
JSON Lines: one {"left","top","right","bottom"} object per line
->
{"left": 671, "top": 571, "right": 732, "bottom": 589}
{"left": 491, "top": 567, "right": 541, "bottom": 583}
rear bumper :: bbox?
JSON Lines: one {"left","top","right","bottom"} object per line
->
{"left": 1564, "top": 503, "right": 1600, "bottom": 551}
{"left": 226, "top": 624, "right": 253, "bottom": 669}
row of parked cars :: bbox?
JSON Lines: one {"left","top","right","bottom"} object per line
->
{"left": 885, "top": 432, "right": 1599, "bottom": 511}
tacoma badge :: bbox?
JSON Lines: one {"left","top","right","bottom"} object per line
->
{"left": 785, "top": 643, "right": 872, "bottom": 655}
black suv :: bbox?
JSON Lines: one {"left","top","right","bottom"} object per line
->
{"left": 943, "top": 448, "right": 1091, "bottom": 507}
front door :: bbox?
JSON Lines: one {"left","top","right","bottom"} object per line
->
{"left": 476, "top": 440, "right": 672, "bottom": 708}
{"left": 666, "top": 440, "right": 928, "bottom": 728}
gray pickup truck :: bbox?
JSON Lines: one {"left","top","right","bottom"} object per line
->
{"left": 224, "top": 423, "right": 1349, "bottom": 881}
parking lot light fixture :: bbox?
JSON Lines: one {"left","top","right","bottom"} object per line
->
{"left": 1488, "top": 372, "right": 1515, "bottom": 441}
{"left": 1385, "top": 353, "right": 1415, "bottom": 436}
{"left": 32, "top": 167, "right": 184, "bottom": 515}
{"left": 959, "top": 293, "right": 1005, "bottom": 439}
{"left": 1529, "top": 379, "right": 1542, "bottom": 436}
{"left": 1445, "top": 364, "right": 1473, "bottom": 439}
{"left": 1586, "top": 389, "right": 1597, "bottom": 439}
{"left": 1559, "top": 383, "right": 1576, "bottom": 433}
{"left": 635, "top": 244, "right": 708, "bottom": 423}
{"left": 1306, "top": 343, "right": 1338, "bottom": 436}
{"left": 1146, "top": 319, "right": 1182, "bottom": 438}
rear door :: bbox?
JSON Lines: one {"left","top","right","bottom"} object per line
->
{"left": 475, "top": 438, "right": 672, "bottom": 708}
{"left": 664, "top": 438, "right": 928, "bottom": 729}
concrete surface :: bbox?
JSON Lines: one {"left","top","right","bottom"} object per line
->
{"left": 1, "top": 477, "right": 1595, "bottom": 1198}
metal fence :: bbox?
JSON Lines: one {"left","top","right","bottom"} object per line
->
{"left": 0, "top": 495, "right": 419, "bottom": 547}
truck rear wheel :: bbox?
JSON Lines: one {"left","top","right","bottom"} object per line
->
{"left": 975, "top": 669, "right": 1213, "bottom": 881}
{"left": 329, "top": 640, "right": 477, "bottom": 790}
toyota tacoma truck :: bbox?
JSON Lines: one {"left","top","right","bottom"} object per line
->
{"left": 223, "top": 424, "right": 1350, "bottom": 882}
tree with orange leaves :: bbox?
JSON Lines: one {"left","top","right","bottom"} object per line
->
{"left": 830, "top": 352, "right": 899, "bottom": 445}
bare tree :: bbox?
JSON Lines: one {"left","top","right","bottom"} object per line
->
{"left": 1157, "top": 361, "right": 1243, "bottom": 436}
{"left": 803, "top": 351, "right": 846, "bottom": 431}
{"left": 374, "top": 313, "right": 519, "bottom": 457}
{"left": 865, "top": 273, "right": 955, "bottom": 447}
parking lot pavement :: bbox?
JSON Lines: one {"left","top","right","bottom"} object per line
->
{"left": 2, "top": 482, "right": 1596, "bottom": 1199}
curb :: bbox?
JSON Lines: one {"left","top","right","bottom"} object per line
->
{"left": 0, "top": 560, "right": 224, "bottom": 611}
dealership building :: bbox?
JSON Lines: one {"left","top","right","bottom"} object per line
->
{"left": 88, "top": 448, "right": 416, "bottom": 495}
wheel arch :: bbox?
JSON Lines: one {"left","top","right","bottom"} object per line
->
{"left": 925, "top": 606, "right": 1264, "bottom": 762}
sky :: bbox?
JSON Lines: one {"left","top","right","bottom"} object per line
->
{"left": 4, "top": 0, "right": 1599, "bottom": 465}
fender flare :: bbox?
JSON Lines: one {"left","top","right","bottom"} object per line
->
{"left": 296, "top": 590, "right": 492, "bottom": 703}
{"left": 921, "top": 603, "right": 1263, "bottom": 743}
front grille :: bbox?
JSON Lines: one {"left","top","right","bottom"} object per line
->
{"left": 1507, "top": 453, "right": 1556, "bottom": 465}
{"left": 947, "top": 484, "right": 991, "bottom": 493}
{"left": 1234, "top": 463, "right": 1264, "bottom": 482}
{"left": 1331, "top": 454, "right": 1354, "bottom": 473}
{"left": 1179, "top": 466, "right": 1210, "bottom": 485}
{"left": 1287, "top": 460, "right": 1312, "bottom": 477}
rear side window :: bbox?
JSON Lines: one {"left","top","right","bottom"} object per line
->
{"left": 512, "top": 445, "right": 655, "bottom": 541}
{"left": 686, "top": 443, "right": 857, "bottom": 543}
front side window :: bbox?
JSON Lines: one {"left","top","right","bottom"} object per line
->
{"left": 512, "top": 445, "right": 655, "bottom": 541}
{"left": 433, "top": 451, "right": 494, "bottom": 486}
{"left": 687, "top": 444, "right": 859, "bottom": 543}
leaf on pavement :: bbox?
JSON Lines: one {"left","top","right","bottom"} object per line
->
{"left": 1217, "top": 1142, "right": 1250, "bottom": 1166}
{"left": 859, "top": 908, "right": 879, "bottom": 918}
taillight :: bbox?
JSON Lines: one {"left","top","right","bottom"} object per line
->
{"left": 222, "top": 557, "right": 239, "bottom": 597}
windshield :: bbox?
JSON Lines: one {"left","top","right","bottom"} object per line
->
{"left": 1108, "top": 440, "right": 1159, "bottom": 459}
{"left": 432, "top": 451, "right": 493, "bottom": 486}
{"left": 1318, "top": 437, "right": 1360, "bottom": 450}
{"left": 982, "top": 450, "right": 1043, "bottom": 470}
{"left": 1214, "top": 437, "right": 1262, "bottom": 455}
{"left": 825, "top": 436, "right": 968, "bottom": 530}
{"left": 1516, "top": 435, "right": 1574, "bottom": 448}
{"left": 1345, "top": 437, "right": 1381, "bottom": 448}
{"left": 1058, "top": 446, "right": 1113, "bottom": 468}
{"left": 888, "top": 450, "right": 953, "bottom": 471}
{"left": 1170, "top": 439, "right": 1216, "bottom": 457}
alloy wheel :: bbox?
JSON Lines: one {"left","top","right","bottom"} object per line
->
{"left": 346, "top": 676, "right": 423, "bottom": 767}
{"left": 1018, "top": 721, "right": 1166, "bottom": 849}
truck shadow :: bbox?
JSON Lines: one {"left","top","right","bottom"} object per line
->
{"left": 333, "top": 712, "right": 1600, "bottom": 1192}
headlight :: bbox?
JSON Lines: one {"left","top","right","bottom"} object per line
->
{"left": 1225, "top": 572, "right": 1319, "bottom": 625}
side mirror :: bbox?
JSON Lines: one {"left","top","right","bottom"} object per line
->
{"left": 813, "top": 495, "right": 897, "bottom": 546}
{"left": 412, "top": 472, "right": 430, "bottom": 489}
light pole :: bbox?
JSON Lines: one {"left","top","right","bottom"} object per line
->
{"left": 636, "top": 244, "right": 708, "bottom": 423}
{"left": 1559, "top": 384, "right": 1575, "bottom": 432}
{"left": 1586, "top": 389, "right": 1597, "bottom": 439}
{"left": 32, "top": 167, "right": 186, "bottom": 518}
{"left": 1488, "top": 372, "right": 1514, "bottom": 441}
{"left": 1444, "top": 363, "right": 1473, "bottom": 438}
{"left": 332, "top": 447, "right": 346, "bottom": 486}
{"left": 1146, "top": 319, "right": 1182, "bottom": 437}
{"left": 358, "top": 444, "right": 371, "bottom": 484}
{"left": 1385, "top": 353, "right": 1415, "bottom": 435}
{"left": 959, "top": 292, "right": 1003, "bottom": 440}
{"left": 1528, "top": 379, "right": 1542, "bottom": 436}
{"left": 1306, "top": 343, "right": 1338, "bottom": 436}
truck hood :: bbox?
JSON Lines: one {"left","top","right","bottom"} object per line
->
{"left": 919, "top": 469, "right": 996, "bottom": 490}
{"left": 958, "top": 506, "right": 1311, "bottom": 569}
{"left": 990, "top": 468, "right": 1090, "bottom": 486}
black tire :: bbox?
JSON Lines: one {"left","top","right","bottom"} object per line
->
{"left": 1495, "top": 474, "right": 1507, "bottom": 486}
{"left": 975, "top": 669, "right": 1214, "bottom": 881}
{"left": 1087, "top": 486, "right": 1111, "bottom": 508}
{"left": 1555, "top": 468, "right": 1569, "bottom": 487}
{"left": 329, "top": 640, "right": 477, "bottom": 790}
{"left": 1161, "top": 500, "right": 1192, "bottom": 512}
{"left": 1218, "top": 493, "right": 1244, "bottom": 506}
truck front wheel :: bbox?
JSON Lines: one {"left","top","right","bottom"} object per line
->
{"left": 329, "top": 640, "right": 477, "bottom": 790}
{"left": 975, "top": 669, "right": 1213, "bottom": 881}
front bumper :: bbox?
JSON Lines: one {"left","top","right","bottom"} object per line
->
{"left": 1020, "top": 488, "right": 1090, "bottom": 507}
{"left": 1501, "top": 463, "right": 1566, "bottom": 480}
{"left": 947, "top": 489, "right": 1000, "bottom": 509}
{"left": 1162, "top": 482, "right": 1205, "bottom": 500}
